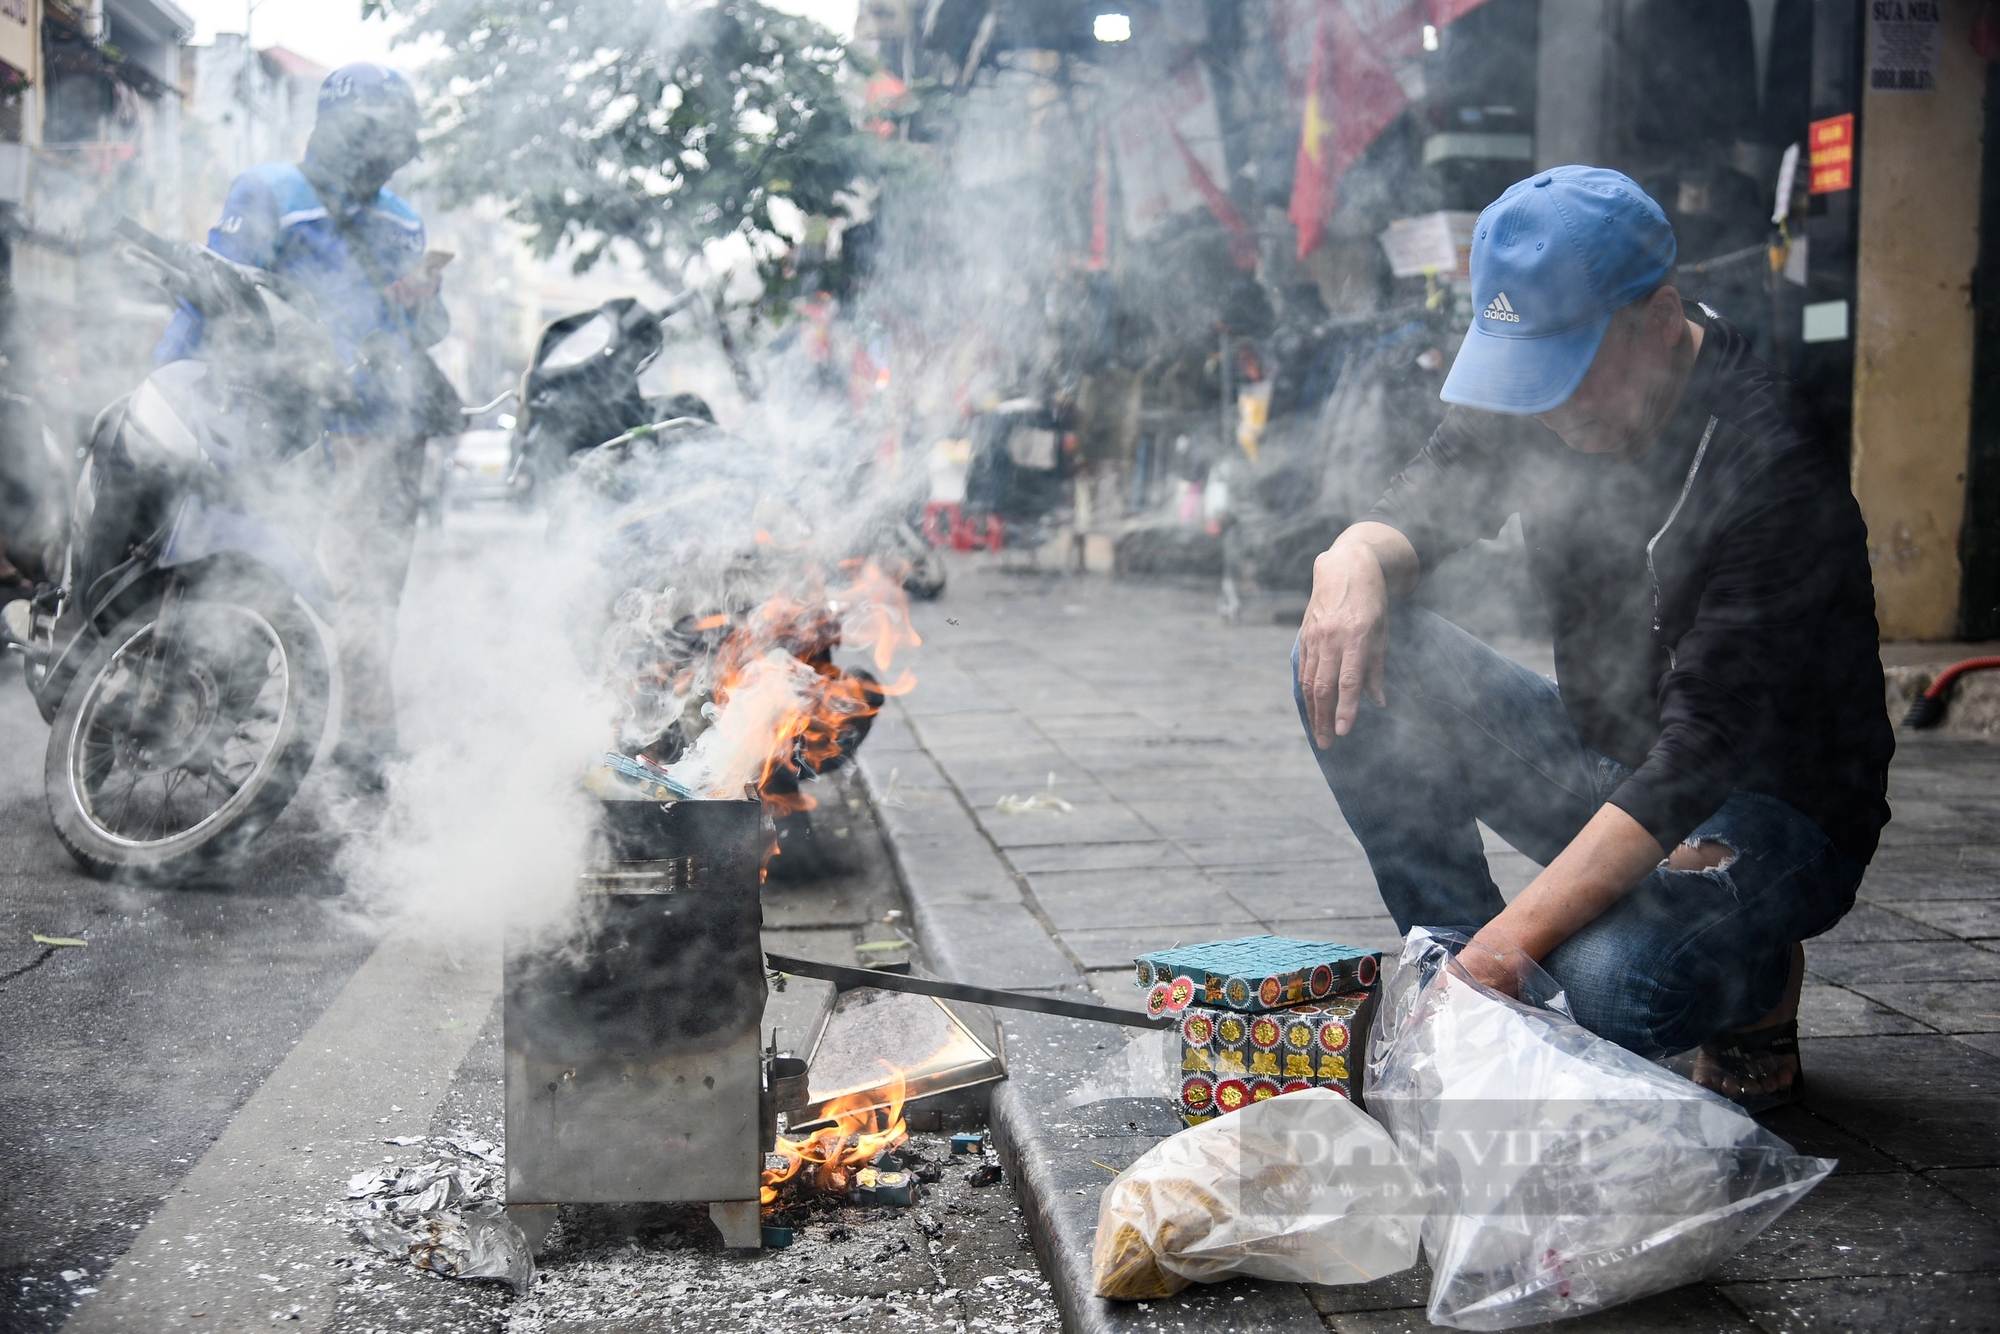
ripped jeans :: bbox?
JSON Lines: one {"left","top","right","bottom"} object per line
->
{"left": 1294, "top": 607, "right": 1863, "bottom": 1057}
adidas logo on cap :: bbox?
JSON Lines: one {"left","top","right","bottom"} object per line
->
{"left": 1482, "top": 292, "right": 1521, "bottom": 323}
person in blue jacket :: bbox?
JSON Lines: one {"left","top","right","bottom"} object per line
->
{"left": 161, "top": 63, "right": 448, "bottom": 786}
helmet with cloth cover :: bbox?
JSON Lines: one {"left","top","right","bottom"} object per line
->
{"left": 307, "top": 63, "right": 423, "bottom": 200}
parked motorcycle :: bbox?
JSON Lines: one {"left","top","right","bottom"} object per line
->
{"left": 9, "top": 219, "right": 345, "bottom": 880}
{"left": 510, "top": 296, "right": 682, "bottom": 499}
{"left": 960, "top": 397, "right": 1071, "bottom": 548}
{"left": 512, "top": 294, "right": 944, "bottom": 600}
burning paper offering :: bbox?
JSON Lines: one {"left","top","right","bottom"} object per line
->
{"left": 762, "top": 1065, "right": 911, "bottom": 1205}
{"left": 600, "top": 561, "right": 919, "bottom": 811}
{"left": 343, "top": 1135, "right": 532, "bottom": 1293}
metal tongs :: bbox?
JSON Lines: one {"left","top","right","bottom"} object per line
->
{"left": 765, "top": 952, "right": 1174, "bottom": 1031}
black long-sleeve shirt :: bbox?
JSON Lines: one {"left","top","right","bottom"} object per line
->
{"left": 1365, "top": 305, "right": 1893, "bottom": 864}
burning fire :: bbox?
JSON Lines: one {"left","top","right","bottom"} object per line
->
{"left": 622, "top": 559, "right": 921, "bottom": 812}
{"left": 709, "top": 560, "right": 920, "bottom": 814}
{"left": 761, "top": 1064, "right": 908, "bottom": 1207}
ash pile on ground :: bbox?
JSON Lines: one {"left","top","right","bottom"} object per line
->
{"left": 510, "top": 1134, "right": 1056, "bottom": 1333}
{"left": 339, "top": 1132, "right": 530, "bottom": 1294}
{"left": 321, "top": 815, "right": 1058, "bottom": 1334}
{"left": 322, "top": 1127, "right": 1056, "bottom": 1334}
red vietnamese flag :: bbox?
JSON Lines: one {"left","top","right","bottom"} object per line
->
{"left": 1289, "top": 0, "right": 1493, "bottom": 259}
{"left": 1088, "top": 128, "right": 1110, "bottom": 271}
{"left": 1170, "top": 124, "right": 1260, "bottom": 270}
{"left": 1425, "top": 0, "right": 1490, "bottom": 26}
{"left": 1286, "top": 9, "right": 1335, "bottom": 258}
{"left": 1289, "top": 1, "right": 1413, "bottom": 258}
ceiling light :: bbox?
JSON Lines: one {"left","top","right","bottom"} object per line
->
{"left": 1094, "top": 13, "right": 1131, "bottom": 42}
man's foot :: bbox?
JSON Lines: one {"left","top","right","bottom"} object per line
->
{"left": 1691, "top": 940, "right": 1805, "bottom": 1113}
{"left": 1693, "top": 1020, "right": 1802, "bottom": 1113}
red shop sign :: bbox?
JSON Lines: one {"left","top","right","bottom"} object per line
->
{"left": 1808, "top": 114, "right": 1854, "bottom": 194}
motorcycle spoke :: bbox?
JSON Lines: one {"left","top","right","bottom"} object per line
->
{"left": 157, "top": 752, "right": 227, "bottom": 828}
{"left": 151, "top": 774, "right": 177, "bottom": 839}
{"left": 70, "top": 602, "right": 295, "bottom": 848}
{"left": 214, "top": 644, "right": 274, "bottom": 713}
{"left": 156, "top": 768, "right": 186, "bottom": 833}
{"left": 105, "top": 771, "right": 144, "bottom": 832}
{"left": 77, "top": 740, "right": 119, "bottom": 794}
{"left": 201, "top": 757, "right": 245, "bottom": 799}
{"left": 131, "top": 778, "right": 165, "bottom": 843}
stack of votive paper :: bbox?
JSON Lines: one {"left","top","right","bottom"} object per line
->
{"left": 1134, "top": 936, "right": 1383, "bottom": 1126}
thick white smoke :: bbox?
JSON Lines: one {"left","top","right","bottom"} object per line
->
{"left": 326, "top": 513, "right": 612, "bottom": 940}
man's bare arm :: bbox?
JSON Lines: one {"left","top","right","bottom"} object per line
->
{"left": 1298, "top": 522, "right": 1420, "bottom": 747}
{"left": 1303, "top": 522, "right": 1668, "bottom": 978}
{"left": 1461, "top": 803, "right": 1667, "bottom": 990}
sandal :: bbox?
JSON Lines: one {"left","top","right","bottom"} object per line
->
{"left": 1697, "top": 1020, "right": 1803, "bottom": 1114}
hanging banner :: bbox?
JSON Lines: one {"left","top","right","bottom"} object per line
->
{"left": 1109, "top": 60, "right": 1232, "bottom": 238}
{"left": 1377, "top": 210, "right": 1476, "bottom": 279}
{"left": 1868, "top": 0, "right": 1942, "bottom": 94}
{"left": 1168, "top": 124, "right": 1259, "bottom": 268}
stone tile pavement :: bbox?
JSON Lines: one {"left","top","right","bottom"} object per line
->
{"left": 857, "top": 559, "right": 2000, "bottom": 1333}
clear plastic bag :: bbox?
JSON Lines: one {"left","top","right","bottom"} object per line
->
{"left": 1066, "top": 1027, "right": 1177, "bottom": 1107}
{"left": 1365, "top": 928, "right": 1834, "bottom": 1330}
{"left": 1091, "top": 1087, "right": 1421, "bottom": 1299}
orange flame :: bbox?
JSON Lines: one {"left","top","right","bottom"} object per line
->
{"left": 697, "top": 561, "right": 921, "bottom": 815}
{"left": 761, "top": 1064, "right": 908, "bottom": 1207}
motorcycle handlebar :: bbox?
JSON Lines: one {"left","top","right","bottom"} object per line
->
{"left": 656, "top": 289, "right": 702, "bottom": 321}
{"left": 462, "top": 388, "right": 519, "bottom": 418}
{"left": 114, "top": 216, "right": 186, "bottom": 265}
{"left": 595, "top": 416, "right": 712, "bottom": 452}
{"left": 115, "top": 217, "right": 230, "bottom": 316}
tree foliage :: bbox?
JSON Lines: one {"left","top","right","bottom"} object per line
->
{"left": 373, "top": 0, "right": 873, "bottom": 309}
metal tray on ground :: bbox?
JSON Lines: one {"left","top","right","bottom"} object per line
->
{"left": 791, "top": 972, "right": 1006, "bottom": 1126}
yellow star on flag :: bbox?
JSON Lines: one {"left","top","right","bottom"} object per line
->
{"left": 1301, "top": 91, "right": 1327, "bottom": 165}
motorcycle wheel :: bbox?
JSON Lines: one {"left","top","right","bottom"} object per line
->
{"left": 45, "top": 572, "right": 329, "bottom": 881}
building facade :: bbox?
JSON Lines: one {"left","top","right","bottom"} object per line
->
{"left": 0, "top": 0, "right": 192, "bottom": 436}
{"left": 852, "top": 0, "right": 1995, "bottom": 641}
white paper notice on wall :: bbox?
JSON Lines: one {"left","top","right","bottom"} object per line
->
{"left": 1803, "top": 300, "right": 1849, "bottom": 344}
{"left": 1783, "top": 235, "right": 1809, "bottom": 287}
{"left": 1869, "top": 0, "right": 1941, "bottom": 94}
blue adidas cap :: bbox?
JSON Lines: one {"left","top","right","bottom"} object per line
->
{"left": 1440, "top": 166, "right": 1678, "bottom": 415}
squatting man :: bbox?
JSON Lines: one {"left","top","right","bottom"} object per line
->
{"left": 1295, "top": 166, "right": 1891, "bottom": 1111}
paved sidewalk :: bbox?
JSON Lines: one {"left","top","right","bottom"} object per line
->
{"left": 861, "top": 559, "right": 2000, "bottom": 1333}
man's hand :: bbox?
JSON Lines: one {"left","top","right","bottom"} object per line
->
{"left": 1465, "top": 803, "right": 1668, "bottom": 992}
{"left": 1453, "top": 929, "right": 1536, "bottom": 994}
{"left": 1298, "top": 522, "right": 1420, "bottom": 746}
{"left": 386, "top": 250, "right": 453, "bottom": 308}
{"left": 386, "top": 270, "right": 443, "bottom": 306}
